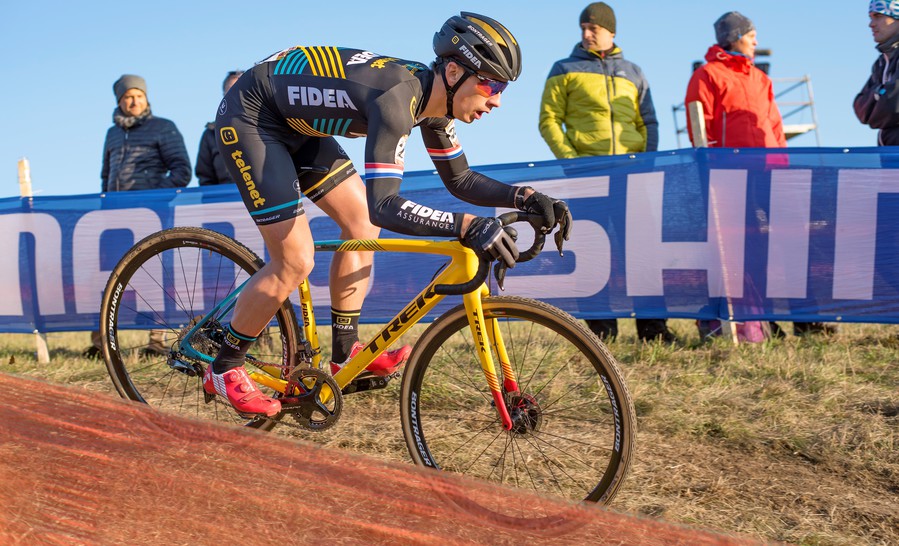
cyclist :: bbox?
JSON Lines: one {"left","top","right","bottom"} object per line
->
{"left": 205, "top": 12, "right": 573, "bottom": 417}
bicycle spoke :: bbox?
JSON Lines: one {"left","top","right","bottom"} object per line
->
{"left": 432, "top": 343, "right": 493, "bottom": 405}
{"left": 455, "top": 425, "right": 509, "bottom": 475}
{"left": 448, "top": 424, "right": 505, "bottom": 465}
{"left": 537, "top": 373, "right": 605, "bottom": 414}
{"left": 175, "top": 246, "right": 199, "bottom": 316}
{"left": 519, "top": 331, "right": 570, "bottom": 399}
{"left": 516, "top": 432, "right": 598, "bottom": 494}
{"left": 511, "top": 430, "right": 563, "bottom": 496}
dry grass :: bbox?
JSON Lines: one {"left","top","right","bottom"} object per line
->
{"left": 1, "top": 320, "right": 897, "bottom": 545}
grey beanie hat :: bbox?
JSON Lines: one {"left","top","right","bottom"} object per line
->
{"left": 113, "top": 74, "right": 147, "bottom": 101}
{"left": 714, "top": 11, "right": 754, "bottom": 48}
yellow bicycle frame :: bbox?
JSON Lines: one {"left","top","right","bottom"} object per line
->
{"left": 248, "top": 238, "right": 519, "bottom": 429}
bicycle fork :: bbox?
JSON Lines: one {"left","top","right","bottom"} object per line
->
{"left": 464, "top": 288, "right": 519, "bottom": 431}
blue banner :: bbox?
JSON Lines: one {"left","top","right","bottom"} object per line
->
{"left": 3, "top": 147, "right": 899, "bottom": 333}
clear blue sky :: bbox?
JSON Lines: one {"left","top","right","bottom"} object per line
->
{"left": 1, "top": 0, "right": 880, "bottom": 197}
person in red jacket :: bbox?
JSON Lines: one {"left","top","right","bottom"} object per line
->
{"left": 685, "top": 11, "right": 785, "bottom": 148}
{"left": 685, "top": 12, "right": 831, "bottom": 339}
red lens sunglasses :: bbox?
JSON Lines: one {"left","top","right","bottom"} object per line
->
{"left": 463, "top": 65, "right": 508, "bottom": 97}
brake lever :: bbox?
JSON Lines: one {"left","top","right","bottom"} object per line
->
{"left": 493, "top": 262, "right": 508, "bottom": 291}
{"left": 554, "top": 229, "right": 565, "bottom": 257}
{"left": 492, "top": 225, "right": 518, "bottom": 292}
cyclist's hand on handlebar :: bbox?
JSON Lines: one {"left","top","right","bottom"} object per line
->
{"left": 461, "top": 216, "right": 519, "bottom": 268}
{"left": 520, "top": 190, "right": 573, "bottom": 241}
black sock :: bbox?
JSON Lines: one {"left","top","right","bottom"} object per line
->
{"left": 331, "top": 307, "right": 360, "bottom": 363}
{"left": 211, "top": 324, "right": 257, "bottom": 374}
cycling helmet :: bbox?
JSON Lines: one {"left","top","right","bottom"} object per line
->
{"left": 433, "top": 12, "right": 522, "bottom": 82}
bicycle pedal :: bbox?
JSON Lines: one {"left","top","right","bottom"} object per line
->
{"left": 203, "top": 391, "right": 215, "bottom": 404}
{"left": 341, "top": 371, "right": 399, "bottom": 395}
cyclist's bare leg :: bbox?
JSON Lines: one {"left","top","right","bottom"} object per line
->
{"left": 314, "top": 173, "right": 379, "bottom": 310}
{"left": 230, "top": 215, "right": 315, "bottom": 336}
{"left": 203, "top": 216, "right": 313, "bottom": 416}
{"left": 315, "top": 172, "right": 411, "bottom": 370}
{"left": 228, "top": 174, "right": 372, "bottom": 335}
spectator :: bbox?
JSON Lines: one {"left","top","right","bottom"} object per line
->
{"left": 685, "top": 12, "right": 784, "bottom": 149}
{"left": 539, "top": 2, "right": 673, "bottom": 343}
{"left": 685, "top": 12, "right": 831, "bottom": 339}
{"left": 196, "top": 70, "right": 243, "bottom": 185}
{"left": 101, "top": 74, "right": 191, "bottom": 191}
{"left": 84, "top": 74, "right": 191, "bottom": 359}
{"left": 854, "top": 1, "right": 899, "bottom": 145}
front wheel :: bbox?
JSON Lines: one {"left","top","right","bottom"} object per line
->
{"left": 99, "top": 227, "right": 302, "bottom": 430}
{"left": 400, "top": 296, "right": 635, "bottom": 514}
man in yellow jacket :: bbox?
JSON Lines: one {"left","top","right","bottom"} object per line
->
{"left": 539, "top": 2, "right": 671, "bottom": 342}
{"left": 539, "top": 2, "right": 658, "bottom": 157}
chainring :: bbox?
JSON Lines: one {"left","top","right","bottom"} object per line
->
{"left": 279, "top": 367, "right": 343, "bottom": 431}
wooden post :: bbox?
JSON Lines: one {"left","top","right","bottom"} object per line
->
{"left": 686, "top": 103, "right": 739, "bottom": 345}
{"left": 18, "top": 157, "right": 51, "bottom": 363}
{"left": 687, "top": 101, "right": 708, "bottom": 147}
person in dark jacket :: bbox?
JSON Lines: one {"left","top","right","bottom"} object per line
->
{"left": 85, "top": 74, "right": 191, "bottom": 359}
{"left": 101, "top": 74, "right": 191, "bottom": 192}
{"left": 540, "top": 2, "right": 672, "bottom": 343}
{"left": 196, "top": 70, "right": 243, "bottom": 185}
{"left": 855, "top": 1, "right": 899, "bottom": 145}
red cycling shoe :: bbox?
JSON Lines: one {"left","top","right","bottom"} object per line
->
{"left": 203, "top": 366, "right": 281, "bottom": 417}
{"left": 330, "top": 341, "right": 411, "bottom": 377}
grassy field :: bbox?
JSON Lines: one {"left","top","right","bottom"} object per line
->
{"left": 1, "top": 319, "right": 897, "bottom": 545}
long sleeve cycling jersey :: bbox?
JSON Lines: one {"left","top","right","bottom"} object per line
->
{"left": 225, "top": 46, "right": 518, "bottom": 237}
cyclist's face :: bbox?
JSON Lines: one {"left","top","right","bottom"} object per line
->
{"left": 118, "top": 89, "right": 148, "bottom": 117}
{"left": 449, "top": 63, "right": 504, "bottom": 123}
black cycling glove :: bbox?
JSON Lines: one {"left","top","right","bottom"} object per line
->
{"left": 518, "top": 188, "right": 573, "bottom": 241}
{"left": 461, "top": 216, "right": 519, "bottom": 268}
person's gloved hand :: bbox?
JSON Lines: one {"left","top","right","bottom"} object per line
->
{"left": 519, "top": 190, "right": 573, "bottom": 241}
{"left": 461, "top": 216, "right": 519, "bottom": 268}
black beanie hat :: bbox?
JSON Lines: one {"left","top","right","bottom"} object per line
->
{"left": 580, "top": 2, "right": 616, "bottom": 34}
{"left": 714, "top": 11, "right": 754, "bottom": 48}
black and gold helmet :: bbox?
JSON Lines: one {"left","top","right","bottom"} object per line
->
{"left": 433, "top": 12, "right": 522, "bottom": 82}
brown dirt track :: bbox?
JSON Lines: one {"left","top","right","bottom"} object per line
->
{"left": 0, "top": 373, "right": 764, "bottom": 545}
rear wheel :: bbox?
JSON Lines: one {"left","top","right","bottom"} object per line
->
{"left": 400, "top": 296, "right": 635, "bottom": 521}
{"left": 100, "top": 227, "right": 301, "bottom": 430}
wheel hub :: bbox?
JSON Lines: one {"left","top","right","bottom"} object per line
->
{"left": 167, "top": 316, "right": 221, "bottom": 376}
{"left": 506, "top": 392, "right": 543, "bottom": 435}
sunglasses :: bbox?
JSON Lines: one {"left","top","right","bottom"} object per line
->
{"left": 463, "top": 66, "right": 508, "bottom": 97}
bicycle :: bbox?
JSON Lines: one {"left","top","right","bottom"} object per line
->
{"left": 99, "top": 211, "right": 636, "bottom": 511}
